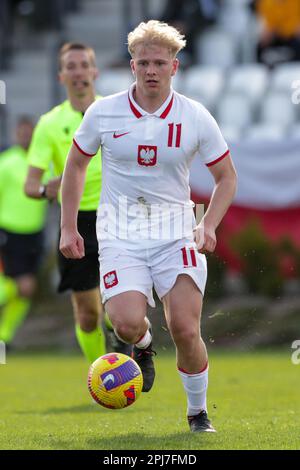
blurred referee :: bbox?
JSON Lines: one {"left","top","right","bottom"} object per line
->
{"left": 25, "top": 43, "right": 131, "bottom": 362}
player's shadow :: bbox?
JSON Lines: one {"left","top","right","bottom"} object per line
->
{"left": 49, "top": 432, "right": 216, "bottom": 450}
{"left": 17, "top": 404, "right": 102, "bottom": 415}
{"left": 43, "top": 404, "right": 100, "bottom": 414}
{"left": 18, "top": 403, "right": 151, "bottom": 415}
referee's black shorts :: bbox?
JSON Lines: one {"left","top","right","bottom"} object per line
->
{"left": 0, "top": 228, "right": 44, "bottom": 278}
{"left": 57, "top": 210, "right": 100, "bottom": 293}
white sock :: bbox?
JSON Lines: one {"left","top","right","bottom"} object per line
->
{"left": 134, "top": 328, "right": 152, "bottom": 349}
{"left": 178, "top": 363, "right": 209, "bottom": 417}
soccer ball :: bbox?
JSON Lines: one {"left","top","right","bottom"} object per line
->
{"left": 88, "top": 352, "right": 143, "bottom": 409}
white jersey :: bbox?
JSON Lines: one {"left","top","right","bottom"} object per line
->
{"left": 74, "top": 84, "right": 228, "bottom": 249}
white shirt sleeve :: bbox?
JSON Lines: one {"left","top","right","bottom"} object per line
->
{"left": 73, "top": 100, "right": 102, "bottom": 156}
{"left": 197, "top": 106, "right": 229, "bottom": 166}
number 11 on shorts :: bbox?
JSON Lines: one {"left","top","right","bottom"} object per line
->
{"left": 181, "top": 247, "right": 197, "bottom": 267}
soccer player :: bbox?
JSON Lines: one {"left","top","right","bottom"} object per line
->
{"left": 0, "top": 116, "right": 47, "bottom": 345}
{"left": 59, "top": 21, "right": 237, "bottom": 432}
{"left": 24, "top": 42, "right": 131, "bottom": 363}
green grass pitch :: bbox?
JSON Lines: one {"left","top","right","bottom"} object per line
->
{"left": 0, "top": 350, "right": 299, "bottom": 450}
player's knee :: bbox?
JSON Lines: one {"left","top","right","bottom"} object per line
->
{"left": 114, "top": 321, "right": 141, "bottom": 344}
{"left": 171, "top": 323, "right": 200, "bottom": 346}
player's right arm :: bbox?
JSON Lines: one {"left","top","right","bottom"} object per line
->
{"left": 59, "top": 143, "right": 91, "bottom": 259}
{"left": 60, "top": 99, "right": 101, "bottom": 259}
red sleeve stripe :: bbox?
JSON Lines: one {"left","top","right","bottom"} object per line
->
{"left": 206, "top": 149, "right": 230, "bottom": 167}
{"left": 73, "top": 138, "right": 96, "bottom": 157}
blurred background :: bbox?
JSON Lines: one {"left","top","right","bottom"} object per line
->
{"left": 1, "top": 0, "right": 300, "bottom": 352}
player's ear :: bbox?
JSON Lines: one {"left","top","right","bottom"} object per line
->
{"left": 130, "top": 59, "right": 135, "bottom": 75}
{"left": 171, "top": 58, "right": 179, "bottom": 77}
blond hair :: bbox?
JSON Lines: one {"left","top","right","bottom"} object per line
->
{"left": 128, "top": 20, "right": 186, "bottom": 58}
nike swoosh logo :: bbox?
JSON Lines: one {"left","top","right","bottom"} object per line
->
{"left": 113, "top": 131, "right": 130, "bottom": 138}
{"left": 103, "top": 374, "right": 115, "bottom": 387}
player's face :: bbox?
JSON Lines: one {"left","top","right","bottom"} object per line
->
{"left": 16, "top": 122, "right": 33, "bottom": 150}
{"left": 59, "top": 50, "right": 98, "bottom": 97}
{"left": 131, "top": 43, "right": 178, "bottom": 99}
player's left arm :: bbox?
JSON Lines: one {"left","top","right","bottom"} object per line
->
{"left": 194, "top": 153, "right": 237, "bottom": 253}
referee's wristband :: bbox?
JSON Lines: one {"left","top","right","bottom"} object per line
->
{"left": 38, "top": 184, "right": 47, "bottom": 199}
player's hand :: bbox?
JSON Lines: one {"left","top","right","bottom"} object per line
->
{"left": 193, "top": 221, "right": 217, "bottom": 253}
{"left": 45, "top": 176, "right": 62, "bottom": 200}
{"left": 59, "top": 229, "right": 85, "bottom": 259}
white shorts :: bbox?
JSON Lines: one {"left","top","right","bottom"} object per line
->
{"left": 99, "top": 239, "right": 207, "bottom": 307}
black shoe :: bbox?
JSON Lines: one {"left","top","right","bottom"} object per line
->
{"left": 188, "top": 411, "right": 216, "bottom": 433}
{"left": 107, "top": 330, "right": 133, "bottom": 356}
{"left": 133, "top": 342, "right": 156, "bottom": 392}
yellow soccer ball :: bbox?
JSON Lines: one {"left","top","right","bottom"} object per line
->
{"left": 88, "top": 353, "right": 143, "bottom": 409}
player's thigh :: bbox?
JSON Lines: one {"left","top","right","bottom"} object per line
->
{"left": 105, "top": 290, "right": 148, "bottom": 330}
{"left": 99, "top": 246, "right": 155, "bottom": 308}
{"left": 152, "top": 239, "right": 207, "bottom": 313}
{"left": 162, "top": 274, "right": 203, "bottom": 335}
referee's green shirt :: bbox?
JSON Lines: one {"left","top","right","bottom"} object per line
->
{"left": 0, "top": 145, "right": 47, "bottom": 234}
{"left": 28, "top": 98, "right": 102, "bottom": 211}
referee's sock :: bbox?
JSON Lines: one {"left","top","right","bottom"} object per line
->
{"left": 0, "top": 296, "right": 30, "bottom": 344}
{"left": 0, "top": 274, "right": 18, "bottom": 306}
{"left": 75, "top": 324, "right": 106, "bottom": 363}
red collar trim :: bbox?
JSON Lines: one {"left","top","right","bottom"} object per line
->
{"left": 128, "top": 93, "right": 143, "bottom": 118}
{"left": 128, "top": 87, "right": 174, "bottom": 119}
{"left": 159, "top": 94, "right": 174, "bottom": 119}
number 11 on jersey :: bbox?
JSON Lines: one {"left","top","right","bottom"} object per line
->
{"left": 168, "top": 123, "right": 182, "bottom": 147}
